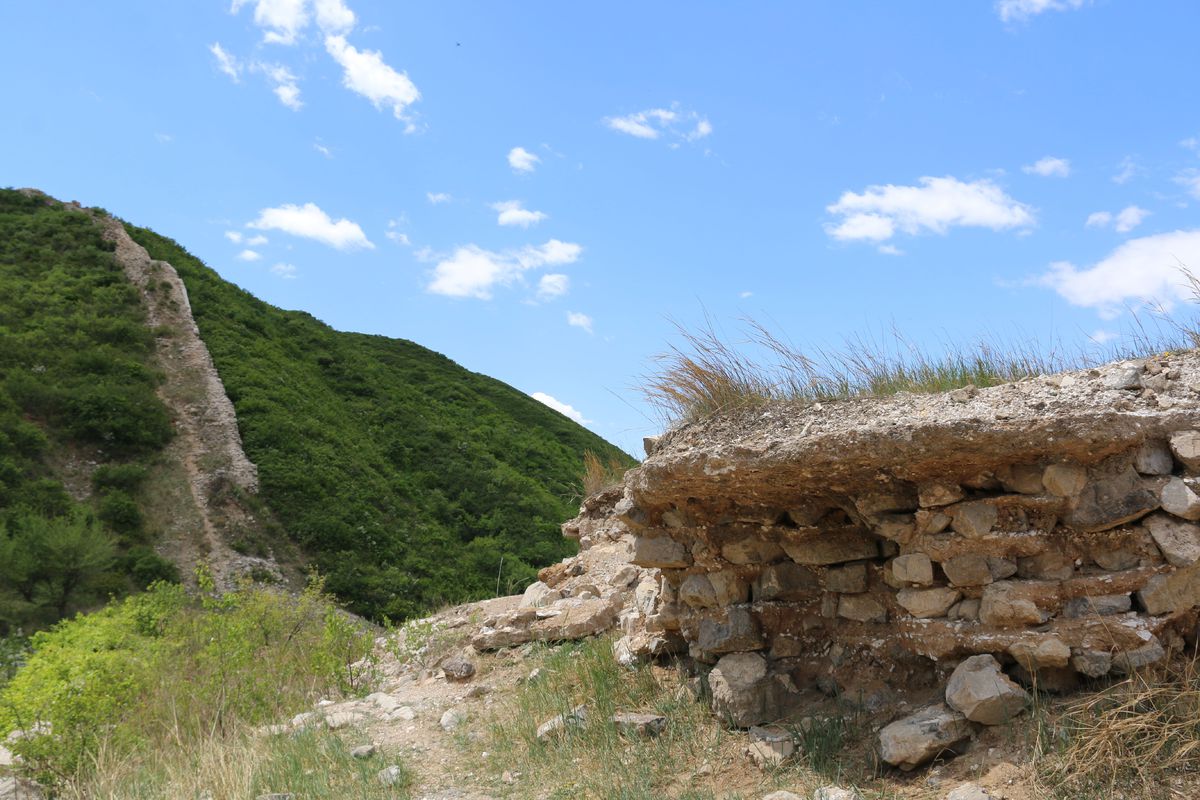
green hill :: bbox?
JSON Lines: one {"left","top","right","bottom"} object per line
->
{"left": 0, "top": 188, "right": 633, "bottom": 627}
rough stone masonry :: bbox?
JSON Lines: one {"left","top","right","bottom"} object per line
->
{"left": 562, "top": 352, "right": 1200, "bottom": 765}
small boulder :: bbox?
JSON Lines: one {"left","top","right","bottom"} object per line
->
{"left": 351, "top": 744, "right": 377, "bottom": 759}
{"left": 536, "top": 704, "right": 588, "bottom": 741}
{"left": 813, "top": 787, "right": 865, "bottom": 800}
{"left": 1043, "top": 464, "right": 1087, "bottom": 497}
{"left": 1145, "top": 513, "right": 1200, "bottom": 566}
{"left": 1170, "top": 430, "right": 1200, "bottom": 471}
{"left": 878, "top": 704, "right": 971, "bottom": 771}
{"left": 1161, "top": 477, "right": 1200, "bottom": 521}
{"left": 1071, "top": 649, "right": 1113, "bottom": 678}
{"left": 892, "top": 554, "right": 934, "bottom": 586}
{"left": 612, "top": 712, "right": 667, "bottom": 738}
{"left": 439, "top": 707, "right": 467, "bottom": 732}
{"left": 442, "top": 654, "right": 476, "bottom": 682}
{"left": 1135, "top": 441, "right": 1176, "bottom": 476}
{"left": 945, "top": 655, "right": 1029, "bottom": 725}
{"left": 950, "top": 502, "right": 997, "bottom": 538}
{"left": 979, "top": 582, "right": 1045, "bottom": 627}
{"left": 897, "top": 587, "right": 961, "bottom": 619}
{"left": 521, "top": 581, "right": 561, "bottom": 609}
{"left": 762, "top": 792, "right": 803, "bottom": 800}
{"left": 709, "top": 652, "right": 770, "bottom": 727}
{"left": 836, "top": 594, "right": 887, "bottom": 623}
{"left": 1008, "top": 637, "right": 1071, "bottom": 670}
{"left": 377, "top": 765, "right": 405, "bottom": 787}
{"left": 942, "top": 555, "right": 992, "bottom": 587}
{"left": 945, "top": 783, "right": 992, "bottom": 800}
{"left": 826, "top": 563, "right": 868, "bottom": 593}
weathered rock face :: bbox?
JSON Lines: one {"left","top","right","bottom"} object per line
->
{"left": 562, "top": 354, "right": 1200, "bottom": 727}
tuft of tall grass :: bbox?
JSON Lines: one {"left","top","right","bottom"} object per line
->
{"left": 580, "top": 450, "right": 630, "bottom": 498}
{"left": 642, "top": 294, "right": 1200, "bottom": 422}
{"left": 1036, "top": 657, "right": 1200, "bottom": 799}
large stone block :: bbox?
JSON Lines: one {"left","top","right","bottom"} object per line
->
{"left": 949, "top": 501, "right": 997, "bottom": 538}
{"left": 837, "top": 594, "right": 887, "bottom": 623}
{"left": 892, "top": 553, "right": 934, "bottom": 585}
{"left": 1144, "top": 513, "right": 1200, "bottom": 567}
{"left": 943, "top": 554, "right": 992, "bottom": 587}
{"left": 826, "top": 563, "right": 868, "bottom": 593}
{"left": 897, "top": 587, "right": 961, "bottom": 619}
{"left": 1066, "top": 468, "right": 1158, "bottom": 532}
{"left": 781, "top": 528, "right": 879, "bottom": 565}
{"left": 631, "top": 535, "right": 691, "bottom": 568}
{"left": 979, "top": 582, "right": 1046, "bottom": 627}
{"left": 679, "top": 571, "right": 748, "bottom": 608}
{"left": 753, "top": 562, "right": 819, "bottom": 601}
{"left": 878, "top": 704, "right": 971, "bottom": 771}
{"left": 1137, "top": 563, "right": 1200, "bottom": 615}
{"left": 697, "top": 608, "right": 764, "bottom": 654}
{"left": 721, "top": 537, "right": 785, "bottom": 565}
{"left": 1134, "top": 440, "right": 1175, "bottom": 476}
{"left": 1170, "top": 430, "right": 1200, "bottom": 471}
{"left": 945, "top": 654, "right": 1029, "bottom": 725}
{"left": 1160, "top": 477, "right": 1200, "bottom": 521}
{"left": 709, "top": 652, "right": 770, "bottom": 727}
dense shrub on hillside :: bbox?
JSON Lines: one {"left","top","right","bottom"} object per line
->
{"left": 128, "top": 226, "right": 634, "bottom": 620}
{"left": 0, "top": 578, "right": 375, "bottom": 783}
{"left": 0, "top": 190, "right": 177, "bottom": 633}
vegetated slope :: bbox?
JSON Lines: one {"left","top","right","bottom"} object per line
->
{"left": 128, "top": 225, "right": 633, "bottom": 620}
{"left": 0, "top": 190, "right": 180, "bottom": 635}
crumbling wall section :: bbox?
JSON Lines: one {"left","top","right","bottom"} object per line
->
{"left": 591, "top": 354, "right": 1200, "bottom": 729}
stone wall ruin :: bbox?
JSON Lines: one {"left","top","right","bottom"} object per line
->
{"left": 561, "top": 353, "right": 1200, "bottom": 768}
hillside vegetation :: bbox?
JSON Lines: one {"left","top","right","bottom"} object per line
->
{"left": 0, "top": 190, "right": 178, "bottom": 636}
{"left": 128, "top": 225, "right": 632, "bottom": 620}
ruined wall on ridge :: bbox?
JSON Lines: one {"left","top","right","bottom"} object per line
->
{"left": 582, "top": 353, "right": 1200, "bottom": 728}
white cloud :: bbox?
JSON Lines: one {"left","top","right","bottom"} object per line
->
{"left": 1087, "top": 206, "right": 1149, "bottom": 233}
{"left": 530, "top": 392, "right": 586, "bottom": 423}
{"left": 877, "top": 244, "right": 904, "bottom": 256}
{"left": 1113, "top": 156, "right": 1140, "bottom": 184}
{"left": 996, "top": 0, "right": 1087, "bottom": 22}
{"left": 826, "top": 176, "right": 1035, "bottom": 243}
{"left": 567, "top": 311, "right": 594, "bottom": 334}
{"left": 508, "top": 146, "right": 540, "bottom": 173}
{"left": 233, "top": 0, "right": 310, "bottom": 45}
{"left": 427, "top": 239, "right": 582, "bottom": 299}
{"left": 225, "top": 231, "right": 243, "bottom": 244}
{"left": 1176, "top": 169, "right": 1200, "bottom": 199}
{"left": 492, "top": 200, "right": 548, "bottom": 228}
{"left": 154, "top": 132, "right": 173, "bottom": 144}
{"left": 248, "top": 202, "right": 373, "bottom": 250}
{"left": 1038, "top": 229, "right": 1200, "bottom": 314}
{"left": 314, "top": 141, "right": 333, "bottom": 158}
{"left": 537, "top": 273, "right": 569, "bottom": 300}
{"left": 1181, "top": 137, "right": 1199, "bottom": 152}
{"left": 271, "top": 262, "right": 298, "bottom": 279}
{"left": 427, "top": 192, "right": 452, "bottom": 205}
{"left": 738, "top": 290, "right": 754, "bottom": 299}
{"left": 325, "top": 35, "right": 420, "bottom": 127}
{"left": 247, "top": 234, "right": 269, "bottom": 246}
{"left": 210, "top": 42, "right": 240, "bottom": 81}
{"left": 313, "top": 0, "right": 355, "bottom": 34}
{"left": 604, "top": 104, "right": 711, "bottom": 145}
{"left": 258, "top": 63, "right": 302, "bottom": 110}
{"left": 1089, "top": 329, "right": 1117, "bottom": 345}
{"left": 385, "top": 218, "right": 410, "bottom": 245}
{"left": 1022, "top": 156, "right": 1071, "bottom": 177}
{"left": 237, "top": 249, "right": 262, "bottom": 262}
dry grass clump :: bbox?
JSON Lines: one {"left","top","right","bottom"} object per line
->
{"left": 1037, "top": 658, "right": 1200, "bottom": 799}
{"left": 580, "top": 450, "right": 630, "bottom": 497}
{"left": 643, "top": 296, "right": 1200, "bottom": 422}
{"left": 61, "top": 726, "right": 411, "bottom": 800}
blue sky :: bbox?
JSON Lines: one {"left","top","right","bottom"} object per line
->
{"left": 3, "top": 0, "right": 1200, "bottom": 456}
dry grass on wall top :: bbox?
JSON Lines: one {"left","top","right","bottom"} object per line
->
{"left": 642, "top": 291, "right": 1200, "bottom": 422}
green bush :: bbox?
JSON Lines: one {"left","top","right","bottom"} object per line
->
{"left": 0, "top": 577, "right": 376, "bottom": 783}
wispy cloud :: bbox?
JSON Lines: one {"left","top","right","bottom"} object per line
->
{"left": 325, "top": 35, "right": 420, "bottom": 129}
{"left": 385, "top": 219, "right": 410, "bottom": 245}
{"left": 271, "top": 262, "right": 298, "bottom": 279}
{"left": 426, "top": 192, "right": 452, "bottom": 205}
{"left": 313, "top": 141, "right": 333, "bottom": 158}
{"left": 531, "top": 392, "right": 586, "bottom": 423}
{"left": 1038, "top": 229, "right": 1200, "bottom": 315}
{"left": 1085, "top": 205, "right": 1150, "bottom": 233}
{"left": 826, "top": 176, "right": 1035, "bottom": 244}
{"left": 248, "top": 202, "right": 373, "bottom": 250}
{"left": 996, "top": 0, "right": 1088, "bottom": 23}
{"left": 1113, "top": 156, "right": 1140, "bottom": 184}
{"left": 537, "top": 273, "right": 569, "bottom": 300}
{"left": 237, "top": 249, "right": 262, "bottom": 262}
{"left": 566, "top": 311, "right": 594, "bottom": 334}
{"left": 427, "top": 240, "right": 582, "bottom": 299}
{"left": 258, "top": 63, "right": 302, "bottom": 110}
{"left": 1175, "top": 169, "right": 1200, "bottom": 199}
{"left": 508, "top": 146, "right": 540, "bottom": 173}
{"left": 224, "top": 231, "right": 243, "bottom": 244}
{"left": 604, "top": 103, "right": 711, "bottom": 145}
{"left": 209, "top": 42, "right": 240, "bottom": 81}
{"left": 492, "top": 200, "right": 548, "bottom": 228}
{"left": 1022, "top": 156, "right": 1071, "bottom": 177}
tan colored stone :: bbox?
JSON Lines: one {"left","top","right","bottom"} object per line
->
{"left": 697, "top": 608, "right": 764, "bottom": 653}
{"left": 837, "top": 594, "right": 886, "bottom": 623}
{"left": 632, "top": 535, "right": 691, "bottom": 568}
{"left": 1043, "top": 464, "right": 1087, "bottom": 497}
{"left": 943, "top": 554, "right": 993, "bottom": 587}
{"left": 945, "top": 654, "right": 1029, "bottom": 725}
{"left": 1144, "top": 513, "right": 1200, "bottom": 566}
{"left": 1008, "top": 636, "right": 1071, "bottom": 670}
{"left": 892, "top": 553, "right": 934, "bottom": 585}
{"left": 878, "top": 704, "right": 971, "bottom": 771}
{"left": 1066, "top": 468, "right": 1159, "bottom": 532}
{"left": 998, "top": 464, "right": 1045, "bottom": 495}
{"left": 980, "top": 582, "right": 1046, "bottom": 627}
{"left": 1161, "top": 477, "right": 1200, "bottom": 521}
{"left": 1137, "top": 563, "right": 1200, "bottom": 615}
{"left": 753, "top": 562, "right": 819, "bottom": 601}
{"left": 918, "top": 482, "right": 965, "bottom": 507}
{"left": 1170, "top": 430, "right": 1200, "bottom": 471}
{"left": 916, "top": 509, "right": 952, "bottom": 535}
{"left": 721, "top": 537, "right": 784, "bottom": 565}
{"left": 1135, "top": 440, "right": 1176, "bottom": 476}
{"left": 709, "top": 652, "right": 769, "bottom": 727}
{"left": 897, "top": 587, "right": 961, "bottom": 619}
{"left": 1017, "top": 551, "right": 1074, "bottom": 581}
{"left": 781, "top": 528, "right": 879, "bottom": 565}
{"left": 950, "top": 501, "right": 997, "bottom": 538}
